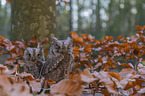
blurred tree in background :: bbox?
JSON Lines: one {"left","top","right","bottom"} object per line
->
{"left": 0, "top": 0, "right": 10, "bottom": 38}
{"left": 57, "top": 0, "right": 145, "bottom": 40}
{"left": 0, "top": 0, "right": 145, "bottom": 40}
{"left": 11, "top": 0, "right": 57, "bottom": 48}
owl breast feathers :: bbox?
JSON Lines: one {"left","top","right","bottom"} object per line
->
{"left": 23, "top": 43, "right": 44, "bottom": 79}
{"left": 41, "top": 37, "right": 74, "bottom": 82}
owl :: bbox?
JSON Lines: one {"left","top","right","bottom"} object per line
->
{"left": 23, "top": 43, "right": 44, "bottom": 79}
{"left": 41, "top": 37, "right": 74, "bottom": 82}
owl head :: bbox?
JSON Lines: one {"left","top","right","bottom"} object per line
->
{"left": 24, "top": 43, "right": 44, "bottom": 62}
{"left": 51, "top": 37, "right": 73, "bottom": 54}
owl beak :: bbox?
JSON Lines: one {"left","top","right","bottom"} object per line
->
{"left": 62, "top": 48, "right": 67, "bottom": 53}
{"left": 32, "top": 57, "right": 36, "bottom": 61}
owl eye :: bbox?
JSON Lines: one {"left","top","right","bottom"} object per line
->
{"left": 55, "top": 44, "right": 60, "bottom": 49}
{"left": 27, "top": 53, "right": 31, "bottom": 57}
{"left": 37, "top": 53, "right": 41, "bottom": 57}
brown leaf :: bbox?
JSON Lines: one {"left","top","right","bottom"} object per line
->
{"left": 135, "top": 25, "right": 143, "bottom": 31}
{"left": 13, "top": 41, "right": 25, "bottom": 49}
{"left": 18, "top": 60, "right": 24, "bottom": 67}
{"left": 4, "top": 58, "right": 14, "bottom": 67}
{"left": 28, "top": 36, "right": 38, "bottom": 46}
{"left": 3, "top": 38, "right": 11, "bottom": 44}
{"left": 75, "top": 37, "right": 83, "bottom": 43}
{"left": 93, "top": 71, "right": 118, "bottom": 94}
{"left": 133, "top": 47, "right": 141, "bottom": 57}
{"left": 117, "top": 35, "right": 123, "bottom": 40}
{"left": 100, "top": 89, "right": 112, "bottom": 96}
{"left": 120, "top": 63, "right": 134, "bottom": 68}
{"left": 69, "top": 73, "right": 82, "bottom": 83}
{"left": 140, "top": 36, "right": 145, "bottom": 43}
{"left": 124, "top": 79, "right": 145, "bottom": 90}
{"left": 11, "top": 53, "right": 18, "bottom": 58}
{"left": 70, "top": 31, "right": 78, "bottom": 39}
{"left": 6, "top": 0, "right": 11, "bottom": 4}
{"left": 80, "top": 69, "right": 97, "bottom": 83}
{"left": 104, "top": 36, "right": 113, "bottom": 42}
{"left": 0, "top": 74, "right": 12, "bottom": 96}
{"left": 119, "top": 68, "right": 135, "bottom": 78}
{"left": 137, "top": 63, "right": 145, "bottom": 79}
{"left": 97, "top": 56, "right": 103, "bottom": 63}
{"left": 75, "top": 63, "right": 82, "bottom": 67}
{"left": 7, "top": 65, "right": 18, "bottom": 75}
{"left": 41, "top": 38, "right": 48, "bottom": 45}
{"left": 0, "top": 35, "right": 4, "bottom": 42}
{"left": 44, "top": 50, "right": 49, "bottom": 56}
{"left": 109, "top": 72, "right": 121, "bottom": 81}
{"left": 88, "top": 34, "right": 95, "bottom": 42}
{"left": 29, "top": 80, "right": 42, "bottom": 93}
{"left": 64, "top": 1, "right": 69, "bottom": 4}
{"left": 19, "top": 72, "right": 35, "bottom": 81}
{"left": 10, "top": 83, "right": 32, "bottom": 96}
{"left": 0, "top": 64, "right": 8, "bottom": 74}
{"left": 19, "top": 49, "right": 24, "bottom": 57}
{"left": 131, "top": 41, "right": 137, "bottom": 47}
{"left": 73, "top": 46, "right": 80, "bottom": 51}
{"left": 0, "top": 48, "right": 4, "bottom": 56}
{"left": 82, "top": 34, "right": 88, "bottom": 40}
{"left": 46, "top": 79, "right": 56, "bottom": 85}
{"left": 84, "top": 46, "right": 92, "bottom": 53}
{"left": 80, "top": 52, "right": 88, "bottom": 62}
{"left": 50, "top": 79, "right": 82, "bottom": 96}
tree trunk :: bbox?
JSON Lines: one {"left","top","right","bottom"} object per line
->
{"left": 77, "top": 0, "right": 83, "bottom": 34}
{"left": 95, "top": 0, "right": 102, "bottom": 39}
{"left": 11, "top": 0, "right": 57, "bottom": 47}
{"left": 69, "top": 0, "right": 72, "bottom": 32}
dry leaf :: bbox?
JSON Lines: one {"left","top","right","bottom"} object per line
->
{"left": 109, "top": 72, "right": 121, "bottom": 81}
{"left": 19, "top": 72, "right": 35, "bottom": 81}
{"left": 29, "top": 80, "right": 42, "bottom": 92}
{"left": 0, "top": 64, "right": 8, "bottom": 74}
{"left": 80, "top": 69, "right": 97, "bottom": 83}
{"left": 0, "top": 74, "right": 12, "bottom": 96}
{"left": 50, "top": 79, "right": 82, "bottom": 96}
{"left": 10, "top": 83, "right": 32, "bottom": 96}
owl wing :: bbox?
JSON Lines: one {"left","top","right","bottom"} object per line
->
{"left": 42, "top": 54, "right": 64, "bottom": 75}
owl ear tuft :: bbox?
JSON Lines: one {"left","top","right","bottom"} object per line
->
{"left": 52, "top": 37, "right": 58, "bottom": 42}
{"left": 67, "top": 37, "right": 73, "bottom": 44}
{"left": 26, "top": 47, "right": 31, "bottom": 51}
{"left": 37, "top": 42, "right": 43, "bottom": 51}
{"left": 37, "top": 42, "right": 41, "bottom": 48}
{"left": 64, "top": 37, "right": 73, "bottom": 46}
{"left": 24, "top": 47, "right": 31, "bottom": 57}
{"left": 67, "top": 37, "right": 71, "bottom": 40}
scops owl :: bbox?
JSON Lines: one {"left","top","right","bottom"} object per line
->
{"left": 24, "top": 43, "right": 44, "bottom": 79}
{"left": 41, "top": 37, "right": 74, "bottom": 82}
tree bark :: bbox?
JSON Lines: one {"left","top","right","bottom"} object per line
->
{"left": 11, "top": 0, "right": 57, "bottom": 47}
{"left": 69, "top": 0, "right": 72, "bottom": 32}
{"left": 95, "top": 0, "right": 102, "bottom": 39}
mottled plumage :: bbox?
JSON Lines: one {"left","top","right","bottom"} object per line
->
{"left": 24, "top": 43, "right": 44, "bottom": 79}
{"left": 41, "top": 37, "right": 74, "bottom": 82}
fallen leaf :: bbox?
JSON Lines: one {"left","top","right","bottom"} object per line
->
{"left": 120, "top": 63, "right": 134, "bottom": 68}
{"left": 70, "top": 31, "right": 78, "bottom": 39}
{"left": 10, "top": 83, "right": 32, "bottom": 96}
{"left": 19, "top": 72, "right": 35, "bottom": 81}
{"left": 50, "top": 79, "right": 82, "bottom": 96}
{"left": 80, "top": 69, "right": 97, "bottom": 83}
{"left": 29, "top": 80, "right": 42, "bottom": 92}
{"left": 0, "top": 74, "right": 12, "bottom": 96}
{"left": 0, "top": 64, "right": 8, "bottom": 74}
{"left": 41, "top": 38, "right": 48, "bottom": 45}
{"left": 109, "top": 72, "right": 121, "bottom": 81}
